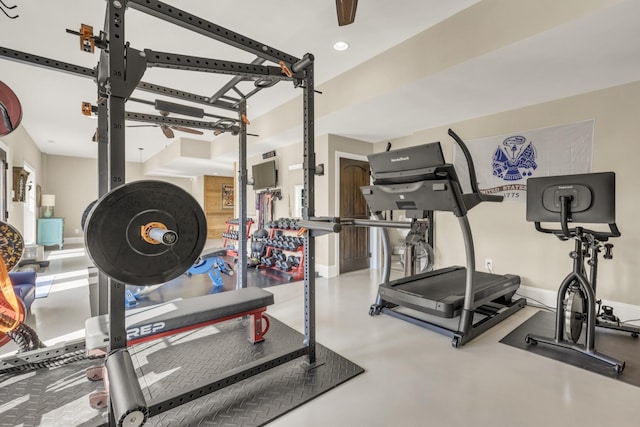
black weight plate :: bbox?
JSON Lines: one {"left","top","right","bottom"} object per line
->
{"left": 85, "top": 180, "right": 207, "bottom": 286}
{"left": 80, "top": 200, "right": 97, "bottom": 232}
{"left": 0, "top": 220, "right": 24, "bottom": 271}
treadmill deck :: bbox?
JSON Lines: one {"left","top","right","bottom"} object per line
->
{"left": 379, "top": 266, "right": 520, "bottom": 318}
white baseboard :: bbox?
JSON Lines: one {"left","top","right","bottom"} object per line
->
{"left": 64, "top": 237, "right": 84, "bottom": 244}
{"left": 517, "top": 285, "right": 640, "bottom": 325}
{"left": 315, "top": 264, "right": 339, "bottom": 278}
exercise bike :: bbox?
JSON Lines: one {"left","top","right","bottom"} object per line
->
{"left": 525, "top": 172, "right": 638, "bottom": 373}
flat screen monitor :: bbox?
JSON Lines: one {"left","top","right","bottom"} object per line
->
{"left": 252, "top": 160, "right": 277, "bottom": 190}
{"left": 367, "top": 142, "right": 452, "bottom": 184}
{"left": 526, "top": 172, "right": 615, "bottom": 224}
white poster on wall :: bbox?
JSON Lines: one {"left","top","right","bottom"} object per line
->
{"left": 453, "top": 120, "right": 594, "bottom": 201}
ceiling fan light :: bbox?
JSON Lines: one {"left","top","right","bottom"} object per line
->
{"left": 333, "top": 41, "right": 350, "bottom": 51}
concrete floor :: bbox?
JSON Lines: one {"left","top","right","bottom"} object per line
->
{"left": 2, "top": 243, "right": 640, "bottom": 426}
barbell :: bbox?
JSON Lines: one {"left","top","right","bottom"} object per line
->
{"left": 84, "top": 180, "right": 207, "bottom": 286}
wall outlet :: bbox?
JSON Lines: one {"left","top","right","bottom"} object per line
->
{"left": 75, "top": 228, "right": 80, "bottom": 234}
{"left": 485, "top": 259, "right": 493, "bottom": 271}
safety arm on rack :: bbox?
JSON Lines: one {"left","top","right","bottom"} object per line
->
{"left": 297, "top": 218, "right": 342, "bottom": 236}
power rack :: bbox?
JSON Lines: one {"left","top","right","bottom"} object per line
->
{"left": 0, "top": 1, "right": 331, "bottom": 426}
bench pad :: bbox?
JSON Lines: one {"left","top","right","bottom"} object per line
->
{"left": 86, "top": 287, "right": 274, "bottom": 349}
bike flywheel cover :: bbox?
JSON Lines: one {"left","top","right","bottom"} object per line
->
{"left": 564, "top": 286, "right": 585, "bottom": 343}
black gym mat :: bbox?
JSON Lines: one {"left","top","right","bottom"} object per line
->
{"left": 0, "top": 316, "right": 364, "bottom": 427}
{"left": 501, "top": 310, "right": 640, "bottom": 386}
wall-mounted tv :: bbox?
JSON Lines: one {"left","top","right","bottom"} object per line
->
{"left": 252, "top": 160, "right": 277, "bottom": 190}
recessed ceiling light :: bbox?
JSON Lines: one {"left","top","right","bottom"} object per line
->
{"left": 333, "top": 41, "right": 350, "bottom": 51}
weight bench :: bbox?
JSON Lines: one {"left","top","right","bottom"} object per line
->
{"left": 85, "top": 287, "right": 274, "bottom": 351}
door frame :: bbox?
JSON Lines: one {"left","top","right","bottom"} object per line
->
{"left": 334, "top": 151, "right": 378, "bottom": 273}
{"left": 23, "top": 161, "right": 36, "bottom": 244}
{"left": 0, "top": 141, "right": 7, "bottom": 222}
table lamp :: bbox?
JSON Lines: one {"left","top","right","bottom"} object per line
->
{"left": 41, "top": 194, "right": 56, "bottom": 218}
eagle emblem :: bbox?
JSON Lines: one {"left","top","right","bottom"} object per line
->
{"left": 492, "top": 136, "right": 537, "bottom": 181}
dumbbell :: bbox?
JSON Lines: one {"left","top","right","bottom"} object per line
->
{"left": 287, "top": 255, "right": 300, "bottom": 266}
{"left": 262, "top": 256, "right": 276, "bottom": 268}
{"left": 280, "top": 257, "right": 300, "bottom": 271}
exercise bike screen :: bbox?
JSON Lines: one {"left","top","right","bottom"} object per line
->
{"left": 526, "top": 172, "right": 615, "bottom": 224}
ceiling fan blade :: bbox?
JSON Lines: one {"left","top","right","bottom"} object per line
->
{"left": 161, "top": 125, "right": 175, "bottom": 139}
{"left": 336, "top": 0, "right": 358, "bottom": 26}
{"left": 171, "top": 126, "right": 204, "bottom": 135}
{"left": 126, "top": 124, "right": 158, "bottom": 128}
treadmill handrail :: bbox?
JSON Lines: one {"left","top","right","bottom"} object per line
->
{"left": 461, "top": 193, "right": 502, "bottom": 211}
{"left": 448, "top": 128, "right": 504, "bottom": 204}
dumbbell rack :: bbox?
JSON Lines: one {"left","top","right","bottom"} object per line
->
{"left": 223, "top": 218, "right": 254, "bottom": 258}
{"left": 262, "top": 227, "right": 305, "bottom": 282}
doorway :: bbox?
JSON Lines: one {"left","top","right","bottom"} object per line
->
{"left": 339, "top": 157, "right": 370, "bottom": 273}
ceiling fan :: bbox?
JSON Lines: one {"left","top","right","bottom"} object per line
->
{"left": 336, "top": 0, "right": 358, "bottom": 26}
{"left": 127, "top": 110, "right": 204, "bottom": 139}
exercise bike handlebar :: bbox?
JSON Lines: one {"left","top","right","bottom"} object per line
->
{"left": 535, "top": 196, "right": 622, "bottom": 242}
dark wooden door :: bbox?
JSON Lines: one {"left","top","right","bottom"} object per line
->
{"left": 339, "top": 158, "right": 370, "bottom": 273}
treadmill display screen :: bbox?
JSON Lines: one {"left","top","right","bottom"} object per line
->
{"left": 368, "top": 142, "right": 447, "bottom": 184}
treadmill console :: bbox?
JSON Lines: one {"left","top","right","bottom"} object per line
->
{"left": 368, "top": 141, "right": 459, "bottom": 185}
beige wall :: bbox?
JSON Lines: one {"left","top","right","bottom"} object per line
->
{"left": 42, "top": 155, "right": 194, "bottom": 239}
{"left": 0, "top": 125, "right": 42, "bottom": 235}
{"left": 375, "top": 80, "right": 640, "bottom": 306}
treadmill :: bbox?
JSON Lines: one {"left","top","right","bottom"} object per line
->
{"left": 366, "top": 129, "right": 526, "bottom": 347}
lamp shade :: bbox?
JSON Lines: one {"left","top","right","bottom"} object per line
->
{"left": 41, "top": 194, "right": 56, "bottom": 207}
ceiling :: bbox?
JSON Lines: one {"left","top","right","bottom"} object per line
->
{"left": 1, "top": 0, "right": 639, "bottom": 178}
